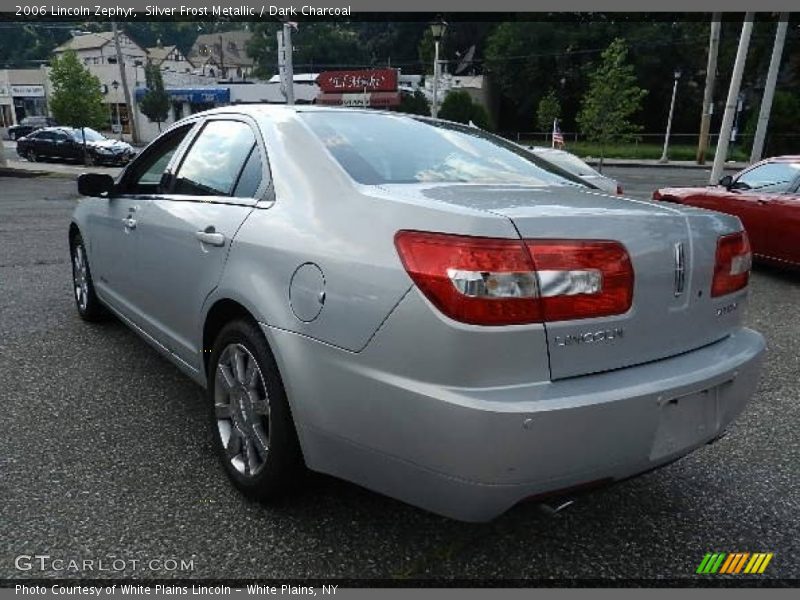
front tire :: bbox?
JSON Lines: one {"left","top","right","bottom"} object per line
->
{"left": 70, "top": 234, "right": 105, "bottom": 321}
{"left": 208, "top": 319, "right": 304, "bottom": 500}
{"left": 26, "top": 149, "right": 37, "bottom": 162}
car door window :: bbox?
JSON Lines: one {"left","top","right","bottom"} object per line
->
{"left": 120, "top": 124, "right": 194, "bottom": 195}
{"left": 173, "top": 120, "right": 256, "bottom": 197}
{"left": 734, "top": 163, "right": 800, "bottom": 193}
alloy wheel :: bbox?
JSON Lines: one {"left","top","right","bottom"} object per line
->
{"left": 26, "top": 149, "right": 36, "bottom": 162}
{"left": 72, "top": 243, "right": 89, "bottom": 311}
{"left": 214, "top": 343, "right": 271, "bottom": 478}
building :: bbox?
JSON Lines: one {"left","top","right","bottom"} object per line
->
{"left": 0, "top": 69, "right": 49, "bottom": 133}
{"left": 146, "top": 43, "right": 195, "bottom": 74}
{"left": 53, "top": 31, "right": 148, "bottom": 68}
{"left": 187, "top": 31, "right": 255, "bottom": 81}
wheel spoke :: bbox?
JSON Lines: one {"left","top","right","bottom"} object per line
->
{"left": 252, "top": 394, "right": 270, "bottom": 418}
{"left": 252, "top": 422, "right": 269, "bottom": 458}
{"left": 217, "top": 363, "right": 235, "bottom": 390}
{"left": 226, "top": 428, "right": 243, "bottom": 459}
{"left": 244, "top": 436, "right": 259, "bottom": 474}
{"left": 232, "top": 347, "right": 247, "bottom": 383}
{"left": 244, "top": 360, "right": 258, "bottom": 390}
{"left": 215, "top": 402, "right": 232, "bottom": 419}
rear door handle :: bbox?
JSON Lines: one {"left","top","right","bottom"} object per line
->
{"left": 196, "top": 229, "right": 226, "bottom": 247}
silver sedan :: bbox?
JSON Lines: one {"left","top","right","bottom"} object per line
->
{"left": 70, "top": 107, "right": 765, "bottom": 521}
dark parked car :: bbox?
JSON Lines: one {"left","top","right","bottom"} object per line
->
{"left": 7, "top": 116, "right": 58, "bottom": 140}
{"left": 16, "top": 127, "right": 136, "bottom": 166}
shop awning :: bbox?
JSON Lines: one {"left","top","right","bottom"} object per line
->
{"left": 134, "top": 87, "right": 230, "bottom": 104}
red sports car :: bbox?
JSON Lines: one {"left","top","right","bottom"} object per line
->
{"left": 653, "top": 156, "right": 800, "bottom": 267}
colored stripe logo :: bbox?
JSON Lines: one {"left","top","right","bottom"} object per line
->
{"left": 696, "top": 552, "right": 773, "bottom": 574}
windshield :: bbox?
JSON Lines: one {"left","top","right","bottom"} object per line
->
{"left": 300, "top": 111, "right": 574, "bottom": 186}
{"left": 70, "top": 128, "right": 106, "bottom": 142}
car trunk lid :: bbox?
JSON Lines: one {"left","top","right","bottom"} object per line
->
{"left": 392, "top": 183, "right": 748, "bottom": 380}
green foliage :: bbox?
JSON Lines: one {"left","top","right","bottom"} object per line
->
{"left": 577, "top": 39, "right": 646, "bottom": 155}
{"left": 536, "top": 89, "right": 561, "bottom": 132}
{"left": 438, "top": 90, "right": 490, "bottom": 129}
{"left": 48, "top": 50, "right": 107, "bottom": 130}
{"left": 395, "top": 90, "right": 431, "bottom": 116}
{"left": 139, "top": 63, "right": 170, "bottom": 129}
{"left": 743, "top": 91, "right": 800, "bottom": 157}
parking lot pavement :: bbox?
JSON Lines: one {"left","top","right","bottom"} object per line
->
{"left": 1, "top": 172, "right": 798, "bottom": 582}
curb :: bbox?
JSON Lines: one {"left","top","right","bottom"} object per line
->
{"left": 582, "top": 159, "right": 747, "bottom": 171}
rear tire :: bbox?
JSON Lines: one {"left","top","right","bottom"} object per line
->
{"left": 207, "top": 319, "right": 304, "bottom": 500}
{"left": 70, "top": 233, "right": 105, "bottom": 321}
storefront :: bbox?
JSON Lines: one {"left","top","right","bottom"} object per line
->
{"left": 0, "top": 85, "right": 13, "bottom": 128}
{"left": 9, "top": 84, "right": 47, "bottom": 123}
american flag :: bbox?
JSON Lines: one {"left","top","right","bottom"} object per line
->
{"left": 552, "top": 118, "right": 565, "bottom": 148}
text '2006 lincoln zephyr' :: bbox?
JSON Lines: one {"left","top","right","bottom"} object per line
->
{"left": 69, "top": 106, "right": 765, "bottom": 521}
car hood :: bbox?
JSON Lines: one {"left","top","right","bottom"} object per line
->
{"left": 655, "top": 185, "right": 720, "bottom": 197}
{"left": 85, "top": 139, "right": 133, "bottom": 152}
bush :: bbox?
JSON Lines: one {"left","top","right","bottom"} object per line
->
{"left": 438, "top": 90, "right": 490, "bottom": 129}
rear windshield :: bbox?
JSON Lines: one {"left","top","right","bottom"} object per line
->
{"left": 300, "top": 111, "right": 575, "bottom": 186}
{"left": 537, "top": 150, "right": 600, "bottom": 177}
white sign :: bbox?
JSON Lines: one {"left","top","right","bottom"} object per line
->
{"left": 10, "top": 85, "right": 45, "bottom": 97}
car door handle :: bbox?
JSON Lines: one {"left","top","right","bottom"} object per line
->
{"left": 122, "top": 217, "right": 137, "bottom": 230}
{"left": 195, "top": 230, "right": 226, "bottom": 247}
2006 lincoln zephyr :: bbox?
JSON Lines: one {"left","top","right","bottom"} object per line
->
{"left": 70, "top": 106, "right": 765, "bottom": 521}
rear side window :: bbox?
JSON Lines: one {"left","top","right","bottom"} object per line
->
{"left": 232, "top": 146, "right": 263, "bottom": 198}
{"left": 174, "top": 120, "right": 256, "bottom": 196}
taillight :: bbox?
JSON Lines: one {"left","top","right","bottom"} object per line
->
{"left": 616, "top": 184, "right": 624, "bottom": 195}
{"left": 394, "top": 231, "right": 633, "bottom": 325}
{"left": 526, "top": 240, "right": 634, "bottom": 322}
{"left": 711, "top": 231, "right": 752, "bottom": 297}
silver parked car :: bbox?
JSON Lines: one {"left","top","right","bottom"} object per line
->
{"left": 70, "top": 107, "right": 765, "bottom": 521}
{"left": 528, "top": 146, "right": 623, "bottom": 195}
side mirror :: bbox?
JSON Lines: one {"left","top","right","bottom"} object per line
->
{"left": 718, "top": 175, "right": 733, "bottom": 189}
{"left": 78, "top": 173, "right": 115, "bottom": 197}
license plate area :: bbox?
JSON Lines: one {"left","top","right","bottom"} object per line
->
{"left": 650, "top": 387, "right": 719, "bottom": 460}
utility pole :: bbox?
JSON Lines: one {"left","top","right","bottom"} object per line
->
{"left": 710, "top": 14, "right": 753, "bottom": 184}
{"left": 696, "top": 14, "right": 721, "bottom": 164}
{"left": 750, "top": 13, "right": 789, "bottom": 163}
{"left": 277, "top": 24, "right": 295, "bottom": 105}
{"left": 112, "top": 21, "right": 139, "bottom": 145}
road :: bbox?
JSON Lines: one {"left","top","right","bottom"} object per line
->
{"left": 1, "top": 169, "right": 798, "bottom": 582}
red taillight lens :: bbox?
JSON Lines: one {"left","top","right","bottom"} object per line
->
{"left": 394, "top": 231, "right": 543, "bottom": 325}
{"left": 526, "top": 240, "right": 633, "bottom": 322}
{"left": 616, "top": 184, "right": 624, "bottom": 195}
{"left": 712, "top": 231, "right": 752, "bottom": 297}
{"left": 394, "top": 231, "right": 634, "bottom": 325}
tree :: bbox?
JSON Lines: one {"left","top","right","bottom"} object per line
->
{"left": 536, "top": 89, "right": 561, "bottom": 132}
{"left": 49, "top": 50, "right": 108, "bottom": 164}
{"left": 49, "top": 50, "right": 107, "bottom": 129}
{"left": 139, "top": 63, "right": 170, "bottom": 132}
{"left": 438, "top": 90, "right": 491, "bottom": 129}
{"left": 395, "top": 90, "right": 431, "bottom": 116}
{"left": 577, "top": 38, "right": 646, "bottom": 170}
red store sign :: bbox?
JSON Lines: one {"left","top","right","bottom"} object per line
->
{"left": 317, "top": 69, "right": 399, "bottom": 93}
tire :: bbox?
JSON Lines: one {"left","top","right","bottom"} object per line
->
{"left": 26, "top": 149, "right": 37, "bottom": 162}
{"left": 9, "top": 132, "right": 15, "bottom": 141}
{"left": 207, "top": 319, "right": 304, "bottom": 500}
{"left": 70, "top": 233, "right": 105, "bottom": 321}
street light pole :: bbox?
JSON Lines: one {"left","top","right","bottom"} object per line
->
{"left": 659, "top": 69, "right": 682, "bottom": 163}
{"left": 429, "top": 19, "right": 447, "bottom": 119}
{"left": 697, "top": 14, "right": 721, "bottom": 165}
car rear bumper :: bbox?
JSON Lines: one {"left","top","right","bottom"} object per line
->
{"left": 267, "top": 320, "right": 765, "bottom": 522}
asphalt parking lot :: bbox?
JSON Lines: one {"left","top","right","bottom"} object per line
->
{"left": 1, "top": 169, "right": 798, "bottom": 582}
